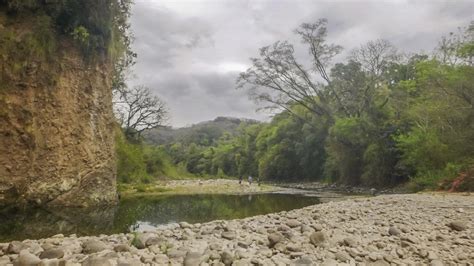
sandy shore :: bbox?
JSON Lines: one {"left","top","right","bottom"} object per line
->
{"left": 0, "top": 193, "right": 473, "bottom": 265}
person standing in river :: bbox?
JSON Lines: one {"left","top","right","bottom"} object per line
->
{"left": 248, "top": 175, "right": 253, "bottom": 185}
{"left": 239, "top": 175, "right": 243, "bottom": 185}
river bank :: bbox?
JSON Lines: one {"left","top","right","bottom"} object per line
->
{"left": 271, "top": 181, "right": 411, "bottom": 195}
{"left": 0, "top": 193, "right": 472, "bottom": 265}
{"left": 117, "top": 179, "right": 368, "bottom": 201}
{"left": 118, "top": 179, "right": 280, "bottom": 197}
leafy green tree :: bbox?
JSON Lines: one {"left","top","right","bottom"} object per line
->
{"left": 149, "top": 20, "right": 473, "bottom": 191}
{"left": 394, "top": 57, "right": 474, "bottom": 189}
{"left": 254, "top": 108, "right": 327, "bottom": 181}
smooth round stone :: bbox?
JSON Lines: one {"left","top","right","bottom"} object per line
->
{"left": 82, "top": 240, "right": 108, "bottom": 254}
{"left": 309, "top": 231, "right": 326, "bottom": 247}
{"left": 39, "top": 248, "right": 64, "bottom": 259}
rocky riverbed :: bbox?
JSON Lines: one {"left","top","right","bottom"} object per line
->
{"left": 0, "top": 193, "right": 473, "bottom": 266}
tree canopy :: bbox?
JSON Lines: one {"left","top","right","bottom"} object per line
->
{"left": 145, "top": 20, "right": 473, "bottom": 191}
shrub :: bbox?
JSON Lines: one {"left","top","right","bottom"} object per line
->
{"left": 116, "top": 128, "right": 183, "bottom": 183}
{"left": 395, "top": 128, "right": 450, "bottom": 174}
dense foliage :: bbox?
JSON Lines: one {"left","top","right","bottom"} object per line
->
{"left": 150, "top": 21, "right": 473, "bottom": 190}
{"left": 0, "top": 0, "right": 134, "bottom": 90}
{"left": 115, "top": 128, "right": 184, "bottom": 184}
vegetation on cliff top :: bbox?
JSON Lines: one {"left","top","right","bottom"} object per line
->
{"left": 0, "top": 0, "right": 134, "bottom": 90}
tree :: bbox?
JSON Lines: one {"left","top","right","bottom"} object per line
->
{"left": 154, "top": 20, "right": 473, "bottom": 190}
{"left": 435, "top": 21, "right": 474, "bottom": 66}
{"left": 237, "top": 19, "right": 345, "bottom": 121}
{"left": 114, "top": 85, "right": 168, "bottom": 140}
{"left": 350, "top": 39, "right": 399, "bottom": 78}
{"left": 111, "top": 0, "right": 137, "bottom": 93}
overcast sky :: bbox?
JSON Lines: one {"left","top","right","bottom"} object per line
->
{"left": 129, "top": 0, "right": 473, "bottom": 127}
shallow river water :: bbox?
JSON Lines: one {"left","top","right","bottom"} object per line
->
{"left": 0, "top": 193, "right": 329, "bottom": 241}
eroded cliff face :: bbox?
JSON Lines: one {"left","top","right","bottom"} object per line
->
{"left": 0, "top": 12, "right": 117, "bottom": 206}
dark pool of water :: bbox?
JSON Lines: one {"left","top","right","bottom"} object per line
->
{"left": 0, "top": 193, "right": 321, "bottom": 242}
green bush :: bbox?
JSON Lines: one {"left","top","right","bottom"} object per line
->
{"left": 395, "top": 128, "right": 450, "bottom": 174}
{"left": 116, "top": 129, "right": 184, "bottom": 184}
{"left": 1, "top": 0, "right": 133, "bottom": 61}
{"left": 116, "top": 131, "right": 149, "bottom": 183}
{"left": 407, "top": 163, "right": 465, "bottom": 191}
{"left": 324, "top": 117, "right": 367, "bottom": 185}
{"left": 71, "top": 26, "right": 90, "bottom": 45}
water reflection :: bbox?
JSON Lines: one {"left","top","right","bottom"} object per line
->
{"left": 0, "top": 193, "right": 320, "bottom": 241}
{"left": 0, "top": 205, "right": 119, "bottom": 241}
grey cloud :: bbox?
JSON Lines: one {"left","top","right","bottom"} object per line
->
{"left": 193, "top": 72, "right": 238, "bottom": 98}
{"left": 130, "top": 4, "right": 214, "bottom": 71}
{"left": 151, "top": 77, "right": 191, "bottom": 99}
{"left": 129, "top": 0, "right": 473, "bottom": 127}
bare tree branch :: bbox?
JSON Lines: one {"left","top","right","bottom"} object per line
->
{"left": 113, "top": 85, "right": 169, "bottom": 139}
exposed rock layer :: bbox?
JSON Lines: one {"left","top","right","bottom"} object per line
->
{"left": 0, "top": 12, "right": 117, "bottom": 206}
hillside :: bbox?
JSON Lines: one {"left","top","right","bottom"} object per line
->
{"left": 143, "top": 116, "right": 260, "bottom": 146}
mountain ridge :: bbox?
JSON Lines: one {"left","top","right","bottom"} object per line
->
{"left": 143, "top": 116, "right": 261, "bottom": 146}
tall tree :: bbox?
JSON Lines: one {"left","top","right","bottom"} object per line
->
{"left": 237, "top": 19, "right": 344, "bottom": 121}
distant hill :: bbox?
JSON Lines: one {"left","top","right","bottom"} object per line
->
{"left": 143, "top": 117, "right": 260, "bottom": 146}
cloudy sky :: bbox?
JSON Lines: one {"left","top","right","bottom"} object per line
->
{"left": 129, "top": 0, "right": 473, "bottom": 127}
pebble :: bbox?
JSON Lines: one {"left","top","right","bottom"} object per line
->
{"left": 7, "top": 241, "right": 23, "bottom": 254}
{"left": 430, "top": 259, "right": 444, "bottom": 266}
{"left": 180, "top": 222, "right": 193, "bottom": 229}
{"left": 82, "top": 240, "right": 108, "bottom": 254}
{"left": 388, "top": 226, "right": 401, "bottom": 236}
{"left": 286, "top": 243, "right": 301, "bottom": 252}
{"left": 39, "top": 248, "right": 64, "bottom": 259}
{"left": 220, "top": 250, "right": 234, "bottom": 266}
{"left": 17, "top": 250, "right": 41, "bottom": 265}
{"left": 343, "top": 237, "right": 357, "bottom": 247}
{"left": 320, "top": 258, "right": 337, "bottom": 266}
{"left": 167, "top": 248, "right": 186, "bottom": 259}
{"left": 267, "top": 232, "right": 284, "bottom": 247}
{"left": 113, "top": 244, "right": 130, "bottom": 252}
{"left": 368, "top": 260, "right": 390, "bottom": 266}
{"left": 0, "top": 194, "right": 471, "bottom": 265}
{"left": 221, "top": 231, "right": 236, "bottom": 240}
{"left": 286, "top": 219, "right": 301, "bottom": 228}
{"left": 448, "top": 220, "right": 468, "bottom": 231}
{"left": 82, "top": 257, "right": 112, "bottom": 266}
{"left": 293, "top": 256, "right": 312, "bottom": 265}
{"left": 313, "top": 224, "right": 323, "bottom": 231}
{"left": 309, "top": 231, "right": 326, "bottom": 247}
{"left": 184, "top": 251, "right": 202, "bottom": 266}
